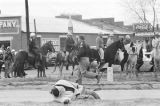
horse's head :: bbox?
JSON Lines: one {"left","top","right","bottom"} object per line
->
{"left": 41, "top": 41, "right": 55, "bottom": 55}
{"left": 46, "top": 41, "right": 55, "bottom": 52}
{"left": 117, "top": 40, "right": 125, "bottom": 52}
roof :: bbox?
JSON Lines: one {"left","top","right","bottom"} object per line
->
{"left": 21, "top": 17, "right": 112, "bottom": 34}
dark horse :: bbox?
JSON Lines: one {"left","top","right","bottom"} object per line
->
{"left": 104, "top": 40, "right": 125, "bottom": 68}
{"left": 11, "top": 41, "right": 55, "bottom": 77}
{"left": 53, "top": 47, "right": 78, "bottom": 78}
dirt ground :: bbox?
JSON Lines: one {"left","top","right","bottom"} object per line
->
{"left": 1, "top": 63, "right": 160, "bottom": 106}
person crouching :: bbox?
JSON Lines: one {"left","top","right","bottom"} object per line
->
{"left": 50, "top": 80, "right": 100, "bottom": 104}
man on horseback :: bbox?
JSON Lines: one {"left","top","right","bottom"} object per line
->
{"left": 120, "top": 35, "right": 131, "bottom": 71}
{"left": 106, "top": 34, "right": 113, "bottom": 47}
{"left": 76, "top": 35, "right": 101, "bottom": 84}
{"left": 65, "top": 33, "right": 75, "bottom": 62}
{"left": 29, "top": 36, "right": 41, "bottom": 68}
{"left": 96, "top": 33, "right": 104, "bottom": 63}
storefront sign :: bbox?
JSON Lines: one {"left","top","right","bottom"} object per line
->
{"left": 133, "top": 23, "right": 152, "bottom": 32}
{"left": 0, "top": 19, "right": 20, "bottom": 34}
{"left": 41, "top": 38, "right": 60, "bottom": 51}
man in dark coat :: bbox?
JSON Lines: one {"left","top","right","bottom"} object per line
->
{"left": 76, "top": 35, "right": 101, "bottom": 84}
{"left": 65, "top": 33, "right": 75, "bottom": 61}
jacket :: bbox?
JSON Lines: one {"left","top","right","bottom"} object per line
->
{"left": 65, "top": 37, "right": 75, "bottom": 52}
{"left": 96, "top": 36, "right": 104, "bottom": 49}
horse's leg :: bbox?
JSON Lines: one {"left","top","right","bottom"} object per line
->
{"left": 40, "top": 69, "right": 42, "bottom": 77}
{"left": 66, "top": 63, "right": 69, "bottom": 70}
{"left": 59, "top": 62, "right": 64, "bottom": 79}
{"left": 37, "top": 67, "right": 39, "bottom": 77}
{"left": 43, "top": 66, "right": 46, "bottom": 77}
{"left": 71, "top": 64, "right": 75, "bottom": 76}
{"left": 0, "top": 65, "right": 2, "bottom": 79}
{"left": 53, "top": 63, "right": 57, "bottom": 73}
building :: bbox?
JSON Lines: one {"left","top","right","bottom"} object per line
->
{"left": 0, "top": 15, "right": 134, "bottom": 51}
{"left": 0, "top": 16, "right": 23, "bottom": 50}
{"left": 21, "top": 16, "right": 112, "bottom": 51}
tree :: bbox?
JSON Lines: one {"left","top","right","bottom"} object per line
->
{"left": 122, "top": 0, "right": 160, "bottom": 31}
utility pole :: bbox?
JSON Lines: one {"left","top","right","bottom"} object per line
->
{"left": 25, "top": 0, "right": 30, "bottom": 51}
{"left": 34, "top": 19, "right": 37, "bottom": 37}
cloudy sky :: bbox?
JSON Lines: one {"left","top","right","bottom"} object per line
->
{"left": 0, "top": 0, "right": 142, "bottom": 25}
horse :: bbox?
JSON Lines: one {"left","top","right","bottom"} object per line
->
{"left": 103, "top": 40, "right": 125, "bottom": 68}
{"left": 11, "top": 41, "right": 55, "bottom": 78}
{"left": 53, "top": 46, "right": 79, "bottom": 78}
{"left": 124, "top": 43, "right": 139, "bottom": 78}
{"left": 53, "top": 51, "right": 65, "bottom": 78}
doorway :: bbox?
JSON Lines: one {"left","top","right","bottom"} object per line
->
{"left": 0, "top": 40, "right": 10, "bottom": 50}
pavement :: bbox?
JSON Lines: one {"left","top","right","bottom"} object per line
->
{"left": 1, "top": 90, "right": 160, "bottom": 102}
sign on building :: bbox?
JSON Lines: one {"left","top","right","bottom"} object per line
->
{"left": 133, "top": 23, "right": 152, "bottom": 32}
{"left": 41, "top": 38, "right": 60, "bottom": 51}
{"left": 0, "top": 19, "right": 20, "bottom": 34}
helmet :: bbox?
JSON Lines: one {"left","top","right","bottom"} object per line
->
{"left": 67, "top": 32, "right": 72, "bottom": 36}
{"left": 90, "top": 60, "right": 99, "bottom": 68}
{"left": 125, "top": 35, "right": 130, "bottom": 39}
{"left": 0, "top": 50, "right": 3, "bottom": 54}
{"left": 11, "top": 49, "right": 15, "bottom": 52}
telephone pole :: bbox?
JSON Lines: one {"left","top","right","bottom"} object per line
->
{"left": 25, "top": 0, "right": 30, "bottom": 51}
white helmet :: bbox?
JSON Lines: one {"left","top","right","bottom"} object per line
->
{"left": 11, "top": 49, "right": 15, "bottom": 52}
{"left": 126, "top": 35, "right": 130, "bottom": 39}
{"left": 90, "top": 60, "right": 99, "bottom": 68}
{"left": 0, "top": 50, "right": 3, "bottom": 54}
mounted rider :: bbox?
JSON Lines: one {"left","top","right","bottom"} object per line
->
{"left": 96, "top": 32, "right": 104, "bottom": 63}
{"left": 106, "top": 34, "right": 114, "bottom": 47}
{"left": 120, "top": 35, "right": 131, "bottom": 71}
{"left": 65, "top": 32, "right": 75, "bottom": 61}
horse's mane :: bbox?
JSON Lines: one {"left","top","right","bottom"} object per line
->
{"left": 107, "top": 40, "right": 120, "bottom": 49}
{"left": 40, "top": 41, "right": 55, "bottom": 55}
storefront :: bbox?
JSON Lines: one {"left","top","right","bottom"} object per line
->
{"left": 0, "top": 16, "right": 27, "bottom": 50}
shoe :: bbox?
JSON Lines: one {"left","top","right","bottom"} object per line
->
{"left": 64, "top": 99, "right": 70, "bottom": 104}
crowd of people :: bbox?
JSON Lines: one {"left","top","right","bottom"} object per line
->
{"left": 0, "top": 45, "right": 16, "bottom": 78}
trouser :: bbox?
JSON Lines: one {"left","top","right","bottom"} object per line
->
{"left": 76, "top": 57, "right": 98, "bottom": 84}
{"left": 98, "top": 48, "right": 104, "bottom": 60}
{"left": 65, "top": 51, "right": 69, "bottom": 61}
{"left": 4, "top": 60, "right": 12, "bottom": 78}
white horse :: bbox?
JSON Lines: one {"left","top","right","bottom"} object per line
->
{"left": 125, "top": 43, "right": 139, "bottom": 78}
{"left": 151, "top": 41, "right": 160, "bottom": 79}
{"left": 118, "top": 42, "right": 142, "bottom": 78}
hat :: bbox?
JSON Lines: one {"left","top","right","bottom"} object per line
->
{"left": 67, "top": 32, "right": 73, "bottom": 36}
{"left": 11, "top": 49, "right": 15, "bottom": 52}
{"left": 0, "top": 50, "right": 3, "bottom": 54}
{"left": 125, "top": 35, "right": 130, "bottom": 39}
{"left": 79, "top": 35, "right": 85, "bottom": 40}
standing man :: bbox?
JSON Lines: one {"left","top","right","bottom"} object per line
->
{"left": 65, "top": 33, "right": 75, "bottom": 61}
{"left": 150, "top": 34, "right": 160, "bottom": 65}
{"left": 4, "top": 46, "right": 13, "bottom": 78}
{"left": 50, "top": 79, "right": 100, "bottom": 104}
{"left": 96, "top": 33, "right": 104, "bottom": 62}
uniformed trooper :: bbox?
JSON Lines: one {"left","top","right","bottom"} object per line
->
{"left": 65, "top": 32, "right": 75, "bottom": 61}
{"left": 96, "top": 32, "right": 104, "bottom": 62}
